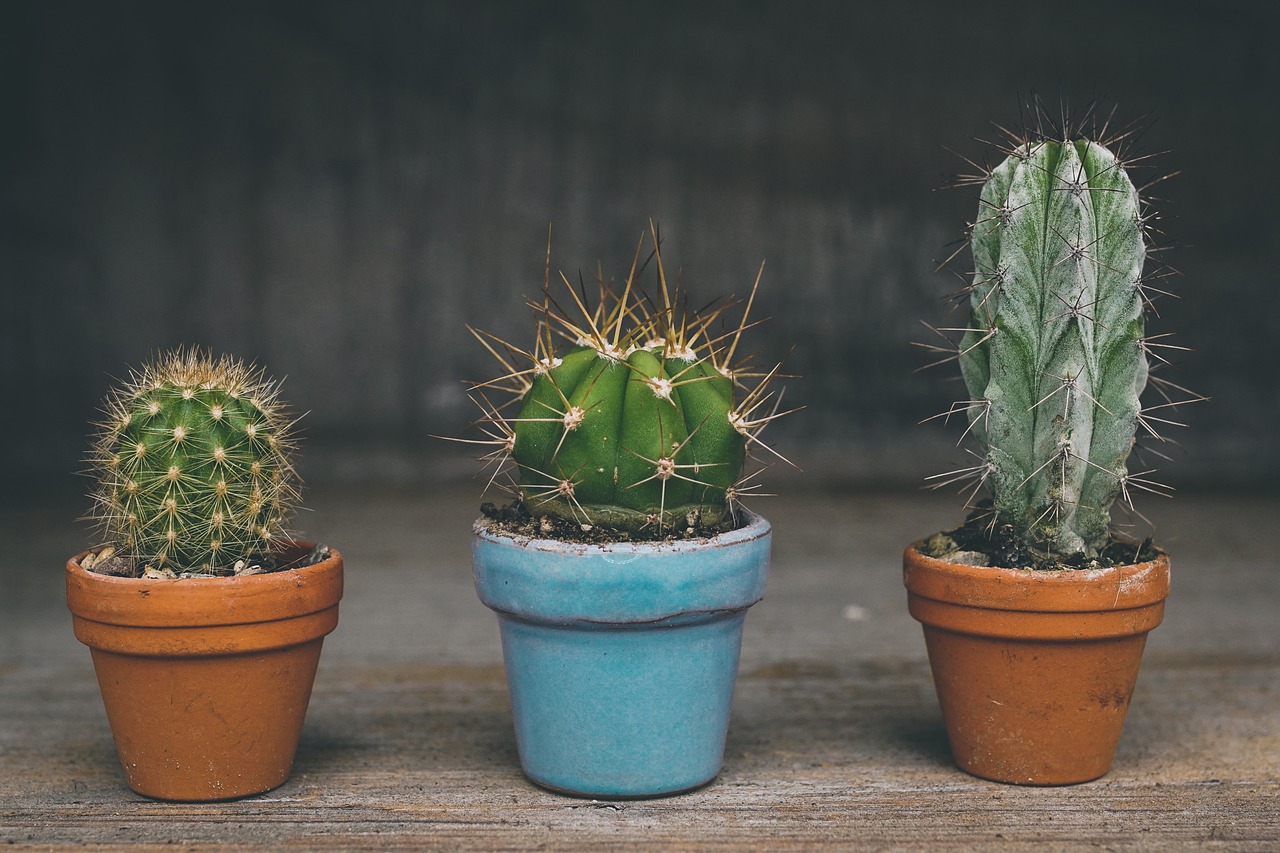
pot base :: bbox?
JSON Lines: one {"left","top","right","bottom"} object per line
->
{"left": 922, "top": 627, "right": 1149, "bottom": 785}
{"left": 89, "top": 640, "right": 325, "bottom": 801}
{"left": 500, "top": 613, "right": 746, "bottom": 799}
{"left": 529, "top": 771, "right": 719, "bottom": 801}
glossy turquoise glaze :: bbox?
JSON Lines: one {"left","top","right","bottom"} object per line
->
{"left": 472, "top": 513, "right": 771, "bottom": 798}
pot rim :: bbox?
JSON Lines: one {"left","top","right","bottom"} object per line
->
{"left": 472, "top": 512, "right": 772, "bottom": 625}
{"left": 472, "top": 509, "right": 771, "bottom": 554}
{"left": 66, "top": 540, "right": 344, "bottom": 629}
{"left": 903, "top": 542, "right": 1170, "bottom": 614}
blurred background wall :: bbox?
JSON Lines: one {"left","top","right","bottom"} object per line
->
{"left": 3, "top": 0, "right": 1275, "bottom": 494}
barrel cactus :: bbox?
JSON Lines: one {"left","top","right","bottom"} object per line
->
{"left": 939, "top": 122, "right": 1182, "bottom": 557}
{"left": 88, "top": 349, "right": 300, "bottom": 574}
{"left": 468, "top": 228, "right": 789, "bottom": 534}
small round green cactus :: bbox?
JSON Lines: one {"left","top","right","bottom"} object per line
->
{"left": 467, "top": 228, "right": 790, "bottom": 534}
{"left": 88, "top": 349, "right": 300, "bottom": 574}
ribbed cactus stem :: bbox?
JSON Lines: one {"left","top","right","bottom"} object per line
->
{"left": 960, "top": 138, "right": 1147, "bottom": 555}
{"left": 468, "top": 227, "right": 788, "bottom": 535}
{"left": 89, "top": 349, "right": 300, "bottom": 573}
{"left": 514, "top": 337, "right": 745, "bottom": 530}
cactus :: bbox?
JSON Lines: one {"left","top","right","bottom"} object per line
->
{"left": 935, "top": 119, "right": 1186, "bottom": 558}
{"left": 88, "top": 349, "right": 300, "bottom": 574}
{"left": 466, "top": 228, "right": 790, "bottom": 535}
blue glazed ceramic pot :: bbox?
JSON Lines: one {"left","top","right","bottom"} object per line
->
{"left": 472, "top": 512, "right": 772, "bottom": 798}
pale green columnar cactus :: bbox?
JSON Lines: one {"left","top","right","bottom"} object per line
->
{"left": 88, "top": 349, "right": 300, "bottom": 573}
{"left": 954, "top": 135, "right": 1155, "bottom": 556}
{"left": 467, "top": 228, "right": 790, "bottom": 534}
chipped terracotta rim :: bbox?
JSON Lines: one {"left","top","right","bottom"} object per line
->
{"left": 903, "top": 544, "right": 1170, "bottom": 613}
{"left": 66, "top": 541, "right": 344, "bottom": 629}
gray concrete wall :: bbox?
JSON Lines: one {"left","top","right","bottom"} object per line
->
{"left": 3, "top": 0, "right": 1275, "bottom": 488}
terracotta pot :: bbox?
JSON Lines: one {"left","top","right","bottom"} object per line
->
{"left": 472, "top": 513, "right": 771, "bottom": 798}
{"left": 903, "top": 544, "right": 1170, "bottom": 785}
{"left": 66, "top": 543, "right": 343, "bottom": 801}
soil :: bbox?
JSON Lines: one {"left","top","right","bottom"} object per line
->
{"left": 80, "top": 544, "right": 331, "bottom": 579}
{"left": 919, "top": 504, "right": 1163, "bottom": 571}
{"left": 479, "top": 500, "right": 741, "bottom": 545}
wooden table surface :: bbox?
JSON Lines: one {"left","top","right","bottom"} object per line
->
{"left": 3, "top": 482, "right": 1277, "bottom": 850}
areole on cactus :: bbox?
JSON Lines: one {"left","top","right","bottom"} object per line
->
{"left": 88, "top": 348, "right": 300, "bottom": 574}
{"left": 931, "top": 112, "right": 1192, "bottom": 558}
{"left": 466, "top": 226, "right": 791, "bottom": 535}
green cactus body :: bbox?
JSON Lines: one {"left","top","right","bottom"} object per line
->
{"left": 513, "top": 341, "right": 744, "bottom": 530}
{"left": 960, "top": 138, "right": 1147, "bottom": 555}
{"left": 91, "top": 351, "right": 299, "bottom": 573}
{"left": 470, "top": 228, "right": 785, "bottom": 536}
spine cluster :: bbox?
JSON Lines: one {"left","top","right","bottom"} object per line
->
{"left": 89, "top": 349, "right": 300, "bottom": 574}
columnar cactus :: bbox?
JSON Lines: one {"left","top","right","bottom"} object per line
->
{"left": 950, "top": 131, "right": 1159, "bottom": 556}
{"left": 88, "top": 349, "right": 300, "bottom": 574}
{"left": 468, "top": 228, "right": 788, "bottom": 534}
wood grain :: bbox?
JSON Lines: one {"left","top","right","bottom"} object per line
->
{"left": 3, "top": 486, "right": 1277, "bottom": 849}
